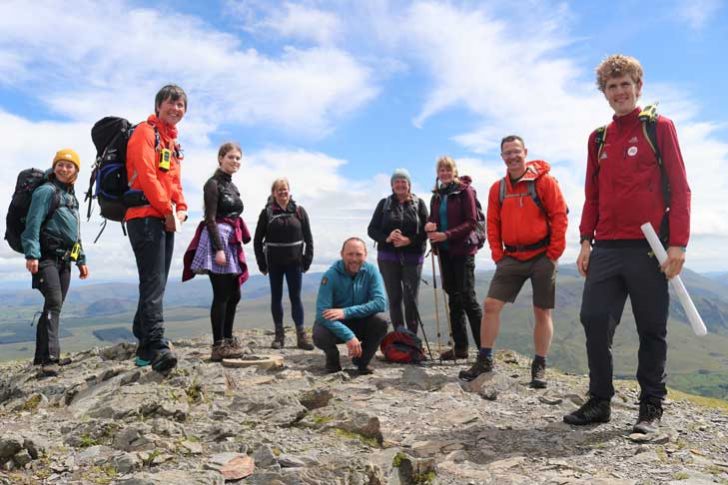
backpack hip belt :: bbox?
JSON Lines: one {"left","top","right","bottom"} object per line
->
{"left": 504, "top": 237, "right": 550, "bottom": 253}
{"left": 265, "top": 240, "right": 304, "bottom": 248}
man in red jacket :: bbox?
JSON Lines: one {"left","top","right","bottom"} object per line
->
{"left": 126, "top": 84, "right": 189, "bottom": 372}
{"left": 459, "top": 135, "right": 567, "bottom": 388}
{"left": 563, "top": 55, "right": 691, "bottom": 434}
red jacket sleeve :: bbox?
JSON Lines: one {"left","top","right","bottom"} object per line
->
{"left": 486, "top": 181, "right": 504, "bottom": 263}
{"left": 578, "top": 131, "right": 600, "bottom": 240}
{"left": 538, "top": 175, "right": 568, "bottom": 260}
{"left": 127, "top": 124, "right": 173, "bottom": 216}
{"left": 658, "top": 117, "right": 691, "bottom": 247}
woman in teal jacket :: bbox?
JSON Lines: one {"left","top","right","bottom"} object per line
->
{"left": 21, "top": 149, "right": 89, "bottom": 376}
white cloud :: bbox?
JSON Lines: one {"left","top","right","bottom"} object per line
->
{"left": 241, "top": 1, "right": 343, "bottom": 45}
{"left": 672, "top": 0, "right": 723, "bottom": 30}
{"left": 0, "top": 0, "right": 377, "bottom": 137}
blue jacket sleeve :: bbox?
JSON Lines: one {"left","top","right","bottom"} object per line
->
{"left": 21, "top": 185, "right": 54, "bottom": 260}
{"left": 315, "top": 271, "right": 355, "bottom": 341}
{"left": 343, "top": 267, "right": 387, "bottom": 320}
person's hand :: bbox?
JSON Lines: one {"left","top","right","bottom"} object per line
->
{"left": 164, "top": 213, "right": 176, "bottom": 232}
{"left": 662, "top": 246, "right": 686, "bottom": 279}
{"left": 577, "top": 241, "right": 591, "bottom": 277}
{"left": 26, "top": 259, "right": 38, "bottom": 274}
{"left": 177, "top": 210, "right": 188, "bottom": 223}
{"left": 393, "top": 236, "right": 411, "bottom": 247}
{"left": 215, "top": 250, "right": 226, "bottom": 266}
{"left": 386, "top": 229, "right": 401, "bottom": 243}
{"left": 346, "top": 337, "right": 362, "bottom": 358}
{"left": 428, "top": 231, "right": 447, "bottom": 243}
{"left": 322, "top": 308, "right": 345, "bottom": 321}
{"left": 424, "top": 222, "right": 437, "bottom": 232}
{"left": 78, "top": 265, "right": 89, "bottom": 280}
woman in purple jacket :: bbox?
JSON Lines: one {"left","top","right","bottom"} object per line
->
{"left": 424, "top": 156, "right": 483, "bottom": 360}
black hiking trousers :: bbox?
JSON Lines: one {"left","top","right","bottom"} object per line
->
{"left": 128, "top": 217, "right": 174, "bottom": 361}
{"left": 439, "top": 250, "right": 482, "bottom": 350}
{"left": 580, "top": 242, "right": 669, "bottom": 402}
{"left": 313, "top": 315, "right": 389, "bottom": 368}
{"left": 33, "top": 257, "right": 71, "bottom": 365}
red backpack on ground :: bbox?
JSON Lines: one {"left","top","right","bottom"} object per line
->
{"left": 380, "top": 328, "right": 426, "bottom": 364}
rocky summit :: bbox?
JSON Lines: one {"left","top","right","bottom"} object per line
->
{"left": 1, "top": 329, "right": 727, "bottom": 484}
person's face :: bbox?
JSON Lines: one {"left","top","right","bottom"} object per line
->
{"left": 157, "top": 96, "right": 186, "bottom": 126}
{"left": 604, "top": 74, "right": 641, "bottom": 116}
{"left": 341, "top": 240, "right": 367, "bottom": 275}
{"left": 392, "top": 178, "right": 410, "bottom": 198}
{"left": 53, "top": 160, "right": 78, "bottom": 184}
{"left": 273, "top": 182, "right": 290, "bottom": 207}
{"left": 437, "top": 165, "right": 455, "bottom": 184}
{"left": 501, "top": 139, "right": 528, "bottom": 178}
{"left": 219, "top": 150, "right": 242, "bottom": 175}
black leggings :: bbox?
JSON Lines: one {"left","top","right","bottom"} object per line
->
{"left": 209, "top": 273, "right": 241, "bottom": 343}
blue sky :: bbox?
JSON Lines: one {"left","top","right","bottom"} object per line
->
{"left": 1, "top": 0, "right": 727, "bottom": 282}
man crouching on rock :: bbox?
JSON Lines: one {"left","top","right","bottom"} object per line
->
{"left": 313, "top": 237, "right": 388, "bottom": 375}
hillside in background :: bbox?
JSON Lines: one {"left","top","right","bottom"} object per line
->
{"left": 1, "top": 265, "right": 727, "bottom": 400}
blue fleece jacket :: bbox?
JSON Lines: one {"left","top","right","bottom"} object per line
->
{"left": 315, "top": 260, "right": 387, "bottom": 341}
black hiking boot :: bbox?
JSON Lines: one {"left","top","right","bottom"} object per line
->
{"left": 458, "top": 354, "right": 494, "bottom": 381}
{"left": 633, "top": 399, "right": 663, "bottom": 434}
{"left": 151, "top": 349, "right": 178, "bottom": 373}
{"left": 563, "top": 397, "right": 611, "bottom": 425}
{"left": 440, "top": 347, "right": 469, "bottom": 361}
{"left": 530, "top": 359, "right": 547, "bottom": 389}
{"left": 39, "top": 363, "right": 60, "bottom": 377}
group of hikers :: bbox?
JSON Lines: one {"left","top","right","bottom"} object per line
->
{"left": 13, "top": 54, "right": 690, "bottom": 437}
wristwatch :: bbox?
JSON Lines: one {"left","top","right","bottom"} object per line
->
{"left": 579, "top": 235, "right": 593, "bottom": 245}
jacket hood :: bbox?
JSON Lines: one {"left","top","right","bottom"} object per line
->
{"left": 267, "top": 196, "right": 298, "bottom": 213}
{"left": 518, "top": 161, "right": 551, "bottom": 182}
{"left": 146, "top": 114, "right": 178, "bottom": 140}
{"left": 433, "top": 175, "right": 473, "bottom": 195}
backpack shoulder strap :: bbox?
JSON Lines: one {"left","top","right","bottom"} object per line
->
{"left": 594, "top": 125, "right": 608, "bottom": 164}
{"left": 498, "top": 177, "right": 506, "bottom": 205}
{"left": 638, "top": 104, "right": 670, "bottom": 207}
{"left": 526, "top": 179, "right": 547, "bottom": 216}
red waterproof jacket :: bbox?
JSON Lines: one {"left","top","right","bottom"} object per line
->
{"left": 125, "top": 114, "right": 187, "bottom": 221}
{"left": 487, "top": 161, "right": 568, "bottom": 262}
{"left": 579, "top": 107, "right": 691, "bottom": 246}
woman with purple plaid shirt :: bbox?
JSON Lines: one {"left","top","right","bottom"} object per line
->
{"left": 186, "top": 142, "right": 249, "bottom": 362}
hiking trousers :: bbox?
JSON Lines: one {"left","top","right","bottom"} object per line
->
{"left": 128, "top": 217, "right": 174, "bottom": 360}
{"left": 313, "top": 315, "right": 388, "bottom": 368}
{"left": 378, "top": 259, "right": 423, "bottom": 334}
{"left": 33, "top": 257, "right": 71, "bottom": 365}
{"left": 268, "top": 262, "right": 304, "bottom": 331}
{"left": 580, "top": 243, "right": 669, "bottom": 402}
{"left": 439, "top": 251, "right": 482, "bottom": 350}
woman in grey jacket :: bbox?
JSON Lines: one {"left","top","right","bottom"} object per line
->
{"left": 21, "top": 149, "right": 89, "bottom": 377}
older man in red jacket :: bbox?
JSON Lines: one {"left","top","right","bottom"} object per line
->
{"left": 459, "top": 135, "right": 568, "bottom": 388}
{"left": 564, "top": 55, "right": 691, "bottom": 434}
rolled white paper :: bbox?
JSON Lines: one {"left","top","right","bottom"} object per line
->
{"left": 640, "top": 223, "right": 707, "bottom": 336}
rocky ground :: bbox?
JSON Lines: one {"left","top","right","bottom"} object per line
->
{"left": 1, "top": 328, "right": 727, "bottom": 484}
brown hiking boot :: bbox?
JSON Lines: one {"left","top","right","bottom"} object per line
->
{"left": 530, "top": 359, "right": 547, "bottom": 389}
{"left": 211, "top": 341, "right": 225, "bottom": 362}
{"left": 223, "top": 337, "right": 245, "bottom": 358}
{"left": 271, "top": 328, "right": 285, "bottom": 349}
{"left": 439, "top": 347, "right": 468, "bottom": 360}
{"left": 39, "top": 363, "right": 60, "bottom": 377}
{"left": 458, "top": 354, "right": 494, "bottom": 381}
{"left": 296, "top": 329, "right": 314, "bottom": 351}
{"left": 633, "top": 399, "right": 663, "bottom": 434}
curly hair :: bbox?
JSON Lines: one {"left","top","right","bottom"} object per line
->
{"left": 595, "top": 54, "right": 643, "bottom": 93}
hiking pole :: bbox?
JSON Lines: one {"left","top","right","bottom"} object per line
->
{"left": 404, "top": 278, "right": 433, "bottom": 361}
{"left": 430, "top": 250, "right": 443, "bottom": 358}
{"left": 435, "top": 250, "right": 459, "bottom": 364}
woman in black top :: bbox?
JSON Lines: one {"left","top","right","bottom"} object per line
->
{"left": 367, "top": 168, "right": 429, "bottom": 334}
{"left": 254, "top": 178, "right": 314, "bottom": 350}
{"left": 185, "top": 142, "right": 249, "bottom": 361}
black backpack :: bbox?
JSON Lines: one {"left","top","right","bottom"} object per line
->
{"left": 4, "top": 169, "right": 60, "bottom": 253}
{"left": 470, "top": 188, "right": 487, "bottom": 250}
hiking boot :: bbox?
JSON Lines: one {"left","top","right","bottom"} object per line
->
{"left": 458, "top": 354, "right": 494, "bottom": 381}
{"left": 211, "top": 341, "right": 225, "bottom": 362}
{"left": 633, "top": 399, "right": 663, "bottom": 434}
{"left": 325, "top": 354, "right": 342, "bottom": 374}
{"left": 563, "top": 397, "right": 611, "bottom": 425}
{"left": 39, "top": 363, "right": 60, "bottom": 377}
{"left": 439, "top": 347, "right": 469, "bottom": 360}
{"left": 271, "top": 328, "right": 285, "bottom": 349}
{"left": 347, "top": 366, "right": 374, "bottom": 377}
{"left": 223, "top": 338, "right": 245, "bottom": 358}
{"left": 530, "top": 359, "right": 547, "bottom": 389}
{"left": 58, "top": 357, "right": 72, "bottom": 366}
{"left": 296, "top": 329, "right": 314, "bottom": 351}
{"left": 151, "top": 349, "right": 178, "bottom": 373}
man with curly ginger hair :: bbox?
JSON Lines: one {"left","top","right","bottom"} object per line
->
{"left": 563, "top": 55, "right": 691, "bottom": 434}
